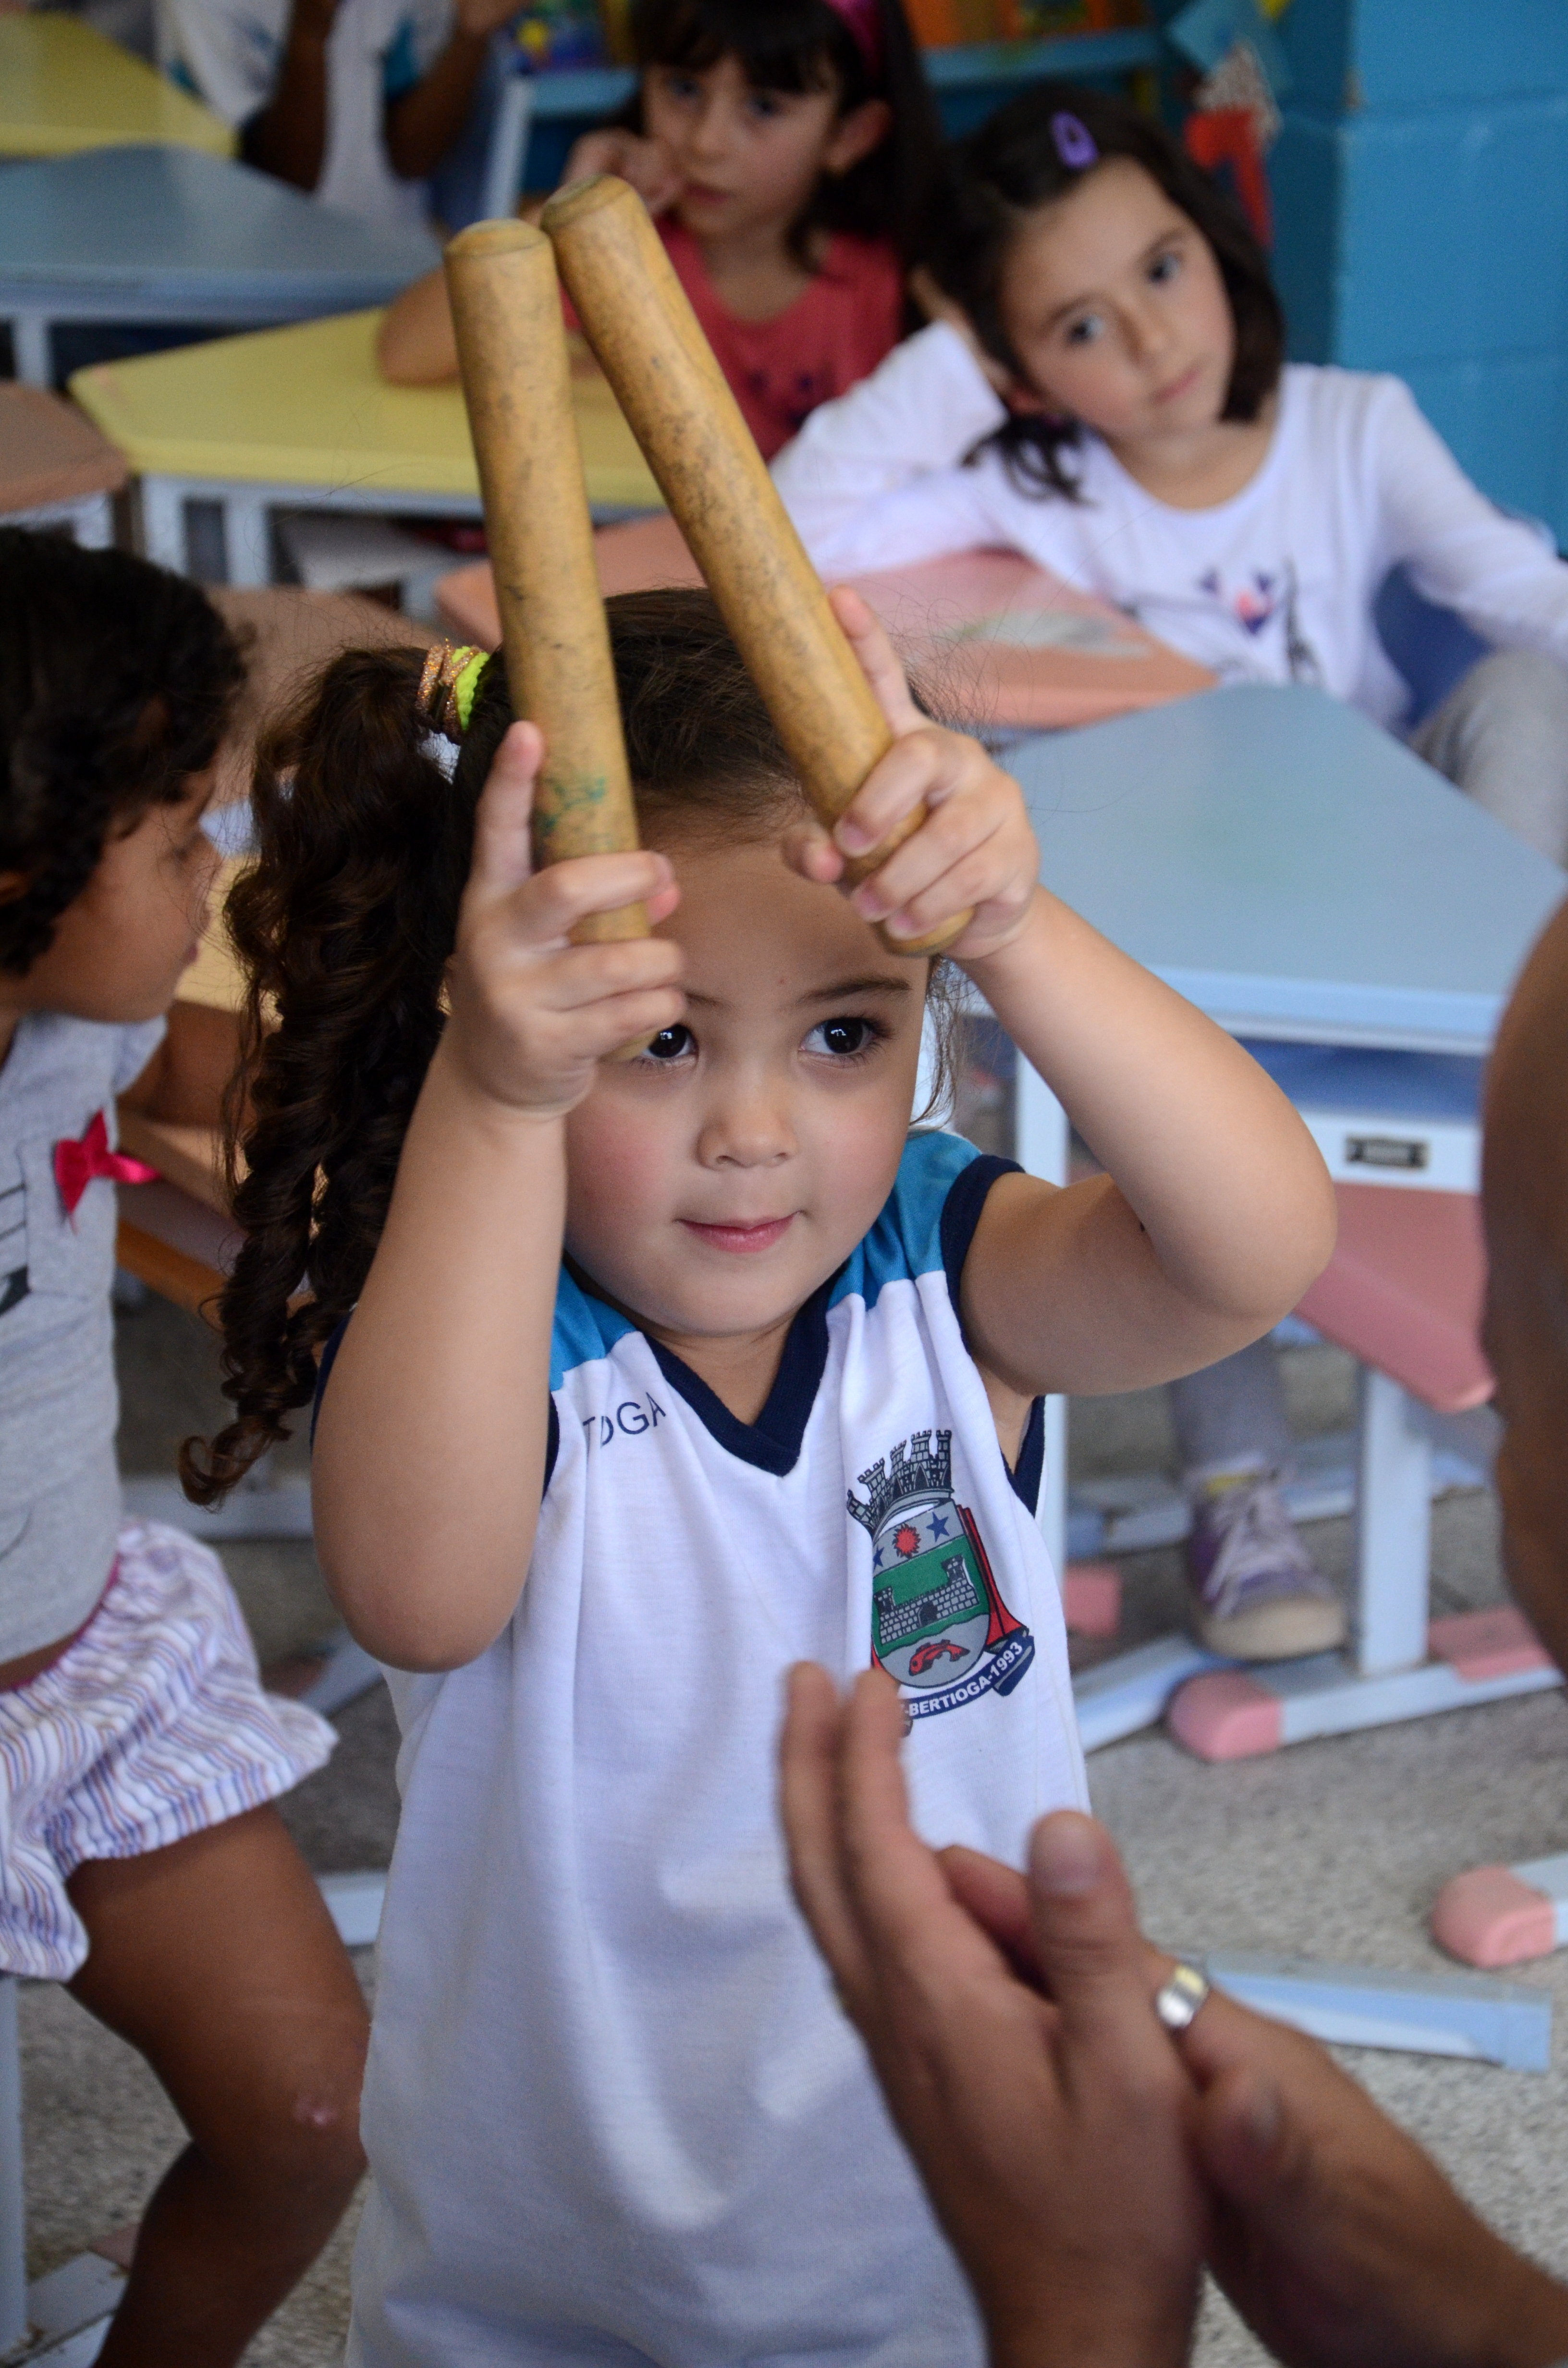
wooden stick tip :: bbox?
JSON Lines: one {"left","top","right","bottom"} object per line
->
{"left": 540, "top": 173, "right": 641, "bottom": 234}
{"left": 444, "top": 217, "right": 551, "bottom": 261}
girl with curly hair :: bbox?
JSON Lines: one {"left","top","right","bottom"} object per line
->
{"left": 0, "top": 529, "right": 368, "bottom": 2367}
{"left": 190, "top": 583, "right": 1330, "bottom": 2364}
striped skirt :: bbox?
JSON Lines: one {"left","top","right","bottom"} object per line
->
{"left": 0, "top": 1520, "right": 335, "bottom": 1979}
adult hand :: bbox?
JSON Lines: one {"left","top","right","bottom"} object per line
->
{"left": 939, "top": 1849, "right": 1568, "bottom": 2368}
{"left": 779, "top": 1664, "right": 1206, "bottom": 2368}
{"left": 1184, "top": 1992, "right": 1568, "bottom": 2368}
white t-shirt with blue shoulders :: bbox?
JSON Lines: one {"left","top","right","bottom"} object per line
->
{"left": 342, "top": 1129, "right": 1086, "bottom": 2368}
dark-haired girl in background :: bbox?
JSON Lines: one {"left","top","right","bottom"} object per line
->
{"left": 379, "top": 0, "right": 940, "bottom": 456}
{"left": 0, "top": 530, "right": 367, "bottom": 2366}
{"left": 777, "top": 80, "right": 1568, "bottom": 1664}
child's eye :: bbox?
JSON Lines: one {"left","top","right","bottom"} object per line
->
{"left": 1148, "top": 250, "right": 1182, "bottom": 286}
{"left": 639, "top": 1023, "right": 695, "bottom": 1064}
{"left": 803, "top": 1015, "right": 882, "bottom": 1061}
{"left": 1063, "top": 311, "right": 1104, "bottom": 347}
{"left": 746, "top": 90, "right": 784, "bottom": 121}
{"left": 658, "top": 70, "right": 700, "bottom": 102}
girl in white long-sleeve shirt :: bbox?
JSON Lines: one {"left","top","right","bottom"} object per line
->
{"left": 775, "top": 80, "right": 1568, "bottom": 1662}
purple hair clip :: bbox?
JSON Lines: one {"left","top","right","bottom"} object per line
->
{"left": 1051, "top": 111, "right": 1099, "bottom": 171}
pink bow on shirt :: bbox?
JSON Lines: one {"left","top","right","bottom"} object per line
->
{"left": 53, "top": 1110, "right": 158, "bottom": 1219}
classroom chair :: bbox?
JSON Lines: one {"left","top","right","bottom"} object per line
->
{"left": 1160, "top": 1184, "right": 1557, "bottom": 1758}
{"left": 0, "top": 383, "right": 125, "bottom": 547}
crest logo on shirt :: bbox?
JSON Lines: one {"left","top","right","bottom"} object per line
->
{"left": 848, "top": 1429, "right": 1033, "bottom": 1721}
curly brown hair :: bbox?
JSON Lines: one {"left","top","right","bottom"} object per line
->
{"left": 0, "top": 529, "right": 243, "bottom": 974}
{"left": 927, "top": 81, "right": 1286, "bottom": 502}
{"left": 183, "top": 588, "right": 964, "bottom": 1505}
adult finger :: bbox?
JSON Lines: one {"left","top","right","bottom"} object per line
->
{"left": 778, "top": 1664, "right": 873, "bottom": 2011}
{"left": 828, "top": 587, "right": 925, "bottom": 739}
{"left": 836, "top": 1670, "right": 996, "bottom": 1964}
{"left": 466, "top": 721, "right": 543, "bottom": 909}
{"left": 1024, "top": 1813, "right": 1170, "bottom": 2055}
{"left": 940, "top": 1845, "right": 1044, "bottom": 1986}
{"left": 780, "top": 819, "right": 844, "bottom": 886}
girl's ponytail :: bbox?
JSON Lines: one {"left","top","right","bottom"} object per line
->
{"left": 182, "top": 646, "right": 497, "bottom": 1503}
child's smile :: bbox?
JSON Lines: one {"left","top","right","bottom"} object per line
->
{"left": 564, "top": 835, "right": 927, "bottom": 1415}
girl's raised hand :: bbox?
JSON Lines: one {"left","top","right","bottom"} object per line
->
{"left": 784, "top": 590, "right": 1041, "bottom": 966}
{"left": 443, "top": 722, "right": 684, "bottom": 1120}
{"left": 563, "top": 128, "right": 684, "bottom": 215}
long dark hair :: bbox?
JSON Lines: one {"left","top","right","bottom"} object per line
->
{"left": 928, "top": 81, "right": 1285, "bottom": 501}
{"left": 0, "top": 529, "right": 242, "bottom": 974}
{"left": 182, "top": 589, "right": 962, "bottom": 1505}
{"left": 627, "top": 0, "right": 941, "bottom": 267}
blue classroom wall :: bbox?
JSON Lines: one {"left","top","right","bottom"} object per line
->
{"left": 1270, "top": 0, "right": 1568, "bottom": 543}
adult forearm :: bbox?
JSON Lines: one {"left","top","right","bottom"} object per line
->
{"left": 312, "top": 1040, "right": 563, "bottom": 1668}
{"left": 384, "top": 30, "right": 489, "bottom": 179}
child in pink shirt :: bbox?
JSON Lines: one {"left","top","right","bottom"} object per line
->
{"left": 379, "top": 0, "right": 938, "bottom": 457}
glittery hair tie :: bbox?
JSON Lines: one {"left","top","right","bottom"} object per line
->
{"left": 1050, "top": 111, "right": 1099, "bottom": 171}
{"left": 418, "top": 641, "right": 489, "bottom": 743}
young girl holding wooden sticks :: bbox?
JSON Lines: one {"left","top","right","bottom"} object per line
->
{"left": 378, "top": 0, "right": 939, "bottom": 455}
{"left": 189, "top": 585, "right": 1332, "bottom": 2365}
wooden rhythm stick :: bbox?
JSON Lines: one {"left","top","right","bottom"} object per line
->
{"left": 541, "top": 176, "right": 970, "bottom": 958}
{"left": 444, "top": 218, "right": 646, "bottom": 944}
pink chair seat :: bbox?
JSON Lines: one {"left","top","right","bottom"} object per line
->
{"left": 1296, "top": 1184, "right": 1491, "bottom": 1415}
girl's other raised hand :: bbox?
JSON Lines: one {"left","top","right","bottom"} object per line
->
{"left": 443, "top": 721, "right": 685, "bottom": 1121}
{"left": 563, "top": 128, "right": 684, "bottom": 215}
{"left": 784, "top": 589, "right": 1041, "bottom": 966}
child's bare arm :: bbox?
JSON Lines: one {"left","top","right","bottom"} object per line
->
{"left": 311, "top": 723, "right": 683, "bottom": 1672}
{"left": 377, "top": 268, "right": 461, "bottom": 384}
{"left": 375, "top": 130, "right": 678, "bottom": 387}
{"left": 790, "top": 594, "right": 1336, "bottom": 1401}
{"left": 119, "top": 1001, "right": 243, "bottom": 1128}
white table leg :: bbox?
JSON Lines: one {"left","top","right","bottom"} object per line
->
{"left": 9, "top": 316, "right": 50, "bottom": 388}
{"left": 136, "top": 478, "right": 188, "bottom": 572}
{"left": 1015, "top": 1060, "right": 1069, "bottom": 1581}
{"left": 221, "top": 494, "right": 272, "bottom": 587}
{"left": 0, "top": 1978, "right": 25, "bottom": 2356}
{"left": 1354, "top": 1365, "right": 1431, "bottom": 1676}
{"left": 70, "top": 494, "right": 114, "bottom": 551}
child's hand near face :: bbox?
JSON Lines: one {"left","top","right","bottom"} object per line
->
{"left": 564, "top": 127, "right": 684, "bottom": 216}
{"left": 783, "top": 589, "right": 1041, "bottom": 965}
{"left": 442, "top": 721, "right": 685, "bottom": 1122}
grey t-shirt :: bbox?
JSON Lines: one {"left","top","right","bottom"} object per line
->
{"left": 0, "top": 1011, "right": 165, "bottom": 1658}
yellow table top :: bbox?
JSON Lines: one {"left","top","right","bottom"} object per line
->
{"left": 0, "top": 17, "right": 233, "bottom": 159}
{"left": 69, "top": 309, "right": 665, "bottom": 512}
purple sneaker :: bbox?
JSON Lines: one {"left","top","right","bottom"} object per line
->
{"left": 1185, "top": 1466, "right": 1346, "bottom": 1661}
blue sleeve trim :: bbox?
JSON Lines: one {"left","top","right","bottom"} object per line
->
{"left": 937, "top": 1148, "right": 1045, "bottom": 1514}
{"left": 939, "top": 1150, "right": 1020, "bottom": 1307}
{"left": 311, "top": 1315, "right": 347, "bottom": 1446}
{"left": 1010, "top": 1393, "right": 1044, "bottom": 1515}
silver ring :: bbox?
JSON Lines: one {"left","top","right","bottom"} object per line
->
{"left": 1154, "top": 1961, "right": 1211, "bottom": 2032}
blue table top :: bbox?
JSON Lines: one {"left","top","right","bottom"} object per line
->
{"left": 0, "top": 144, "right": 438, "bottom": 304}
{"left": 1013, "top": 684, "right": 1565, "bottom": 1055}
